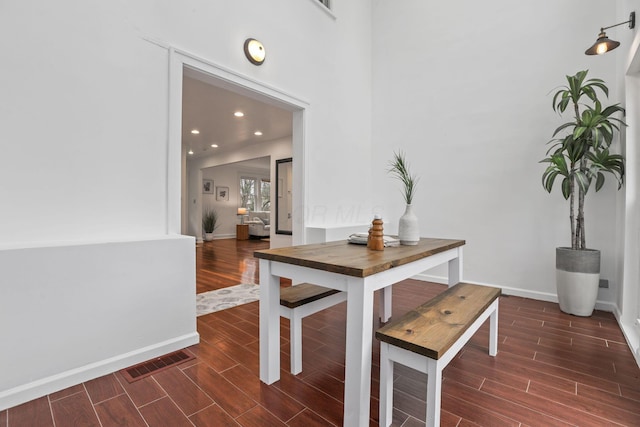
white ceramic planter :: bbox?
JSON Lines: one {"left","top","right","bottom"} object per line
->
{"left": 398, "top": 204, "right": 419, "bottom": 245}
{"left": 204, "top": 232, "right": 214, "bottom": 241}
{"left": 555, "top": 247, "right": 600, "bottom": 316}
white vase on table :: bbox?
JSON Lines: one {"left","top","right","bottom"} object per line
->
{"left": 398, "top": 204, "right": 419, "bottom": 245}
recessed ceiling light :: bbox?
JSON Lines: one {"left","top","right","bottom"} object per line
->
{"left": 254, "top": 131, "right": 263, "bottom": 136}
{"left": 188, "top": 149, "right": 194, "bottom": 155}
{"left": 191, "top": 129, "right": 200, "bottom": 134}
{"left": 234, "top": 111, "right": 244, "bottom": 117}
{"left": 211, "top": 144, "right": 219, "bottom": 148}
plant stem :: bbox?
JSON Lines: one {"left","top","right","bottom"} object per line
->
{"left": 570, "top": 169, "right": 576, "bottom": 250}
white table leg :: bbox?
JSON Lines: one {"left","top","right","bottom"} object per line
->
{"left": 343, "top": 278, "right": 374, "bottom": 427}
{"left": 259, "top": 259, "right": 281, "bottom": 384}
{"left": 379, "top": 286, "right": 392, "bottom": 322}
{"left": 489, "top": 302, "right": 499, "bottom": 356}
{"left": 447, "top": 247, "right": 463, "bottom": 286}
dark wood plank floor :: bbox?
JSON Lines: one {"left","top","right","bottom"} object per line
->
{"left": 3, "top": 239, "right": 639, "bottom": 426}
{"left": 196, "top": 238, "right": 270, "bottom": 294}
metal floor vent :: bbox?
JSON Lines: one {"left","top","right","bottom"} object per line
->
{"left": 121, "top": 350, "right": 195, "bottom": 383}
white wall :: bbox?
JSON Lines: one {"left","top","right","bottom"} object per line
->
{"left": 372, "top": 0, "right": 625, "bottom": 305}
{"left": 201, "top": 161, "right": 270, "bottom": 239}
{"left": 0, "top": 0, "right": 373, "bottom": 408}
{"left": 168, "top": 0, "right": 374, "bottom": 230}
{"left": 0, "top": 236, "right": 197, "bottom": 410}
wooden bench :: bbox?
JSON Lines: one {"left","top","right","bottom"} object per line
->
{"left": 375, "top": 282, "right": 501, "bottom": 427}
{"left": 280, "top": 283, "right": 347, "bottom": 375}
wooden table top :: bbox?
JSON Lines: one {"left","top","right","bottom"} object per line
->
{"left": 254, "top": 238, "right": 465, "bottom": 278}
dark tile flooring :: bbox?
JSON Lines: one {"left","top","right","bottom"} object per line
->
{"left": 2, "top": 279, "right": 639, "bottom": 426}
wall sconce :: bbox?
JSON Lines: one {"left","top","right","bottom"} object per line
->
{"left": 244, "top": 38, "right": 266, "bottom": 65}
{"left": 237, "top": 207, "right": 248, "bottom": 224}
{"left": 585, "top": 12, "right": 635, "bottom": 55}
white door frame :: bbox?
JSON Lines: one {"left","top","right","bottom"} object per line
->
{"left": 167, "top": 47, "right": 309, "bottom": 244}
{"left": 621, "top": 29, "right": 640, "bottom": 366}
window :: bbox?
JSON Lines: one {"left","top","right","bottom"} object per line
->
{"left": 260, "top": 179, "right": 271, "bottom": 211}
{"left": 240, "top": 176, "right": 270, "bottom": 212}
{"left": 240, "top": 177, "right": 257, "bottom": 211}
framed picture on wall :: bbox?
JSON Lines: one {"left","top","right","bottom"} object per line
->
{"left": 203, "top": 179, "right": 214, "bottom": 194}
{"left": 216, "top": 186, "right": 229, "bottom": 201}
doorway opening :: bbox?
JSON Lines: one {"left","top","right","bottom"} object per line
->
{"left": 168, "top": 48, "right": 308, "bottom": 247}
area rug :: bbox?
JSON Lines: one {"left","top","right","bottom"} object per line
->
{"left": 196, "top": 283, "right": 260, "bottom": 316}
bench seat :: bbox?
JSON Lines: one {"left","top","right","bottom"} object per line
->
{"left": 376, "top": 282, "right": 501, "bottom": 426}
{"left": 280, "top": 283, "right": 346, "bottom": 374}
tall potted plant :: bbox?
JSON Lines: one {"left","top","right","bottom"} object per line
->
{"left": 541, "top": 70, "right": 625, "bottom": 316}
{"left": 202, "top": 209, "right": 219, "bottom": 241}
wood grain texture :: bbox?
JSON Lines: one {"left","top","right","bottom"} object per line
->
{"left": 279, "top": 283, "right": 341, "bottom": 308}
{"left": 254, "top": 238, "right": 465, "bottom": 277}
{"left": 376, "top": 282, "right": 501, "bottom": 359}
{"left": 94, "top": 394, "right": 147, "bottom": 427}
{"left": 50, "top": 392, "right": 101, "bottom": 427}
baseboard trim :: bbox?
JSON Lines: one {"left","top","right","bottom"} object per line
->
{"left": 0, "top": 332, "right": 199, "bottom": 411}
{"left": 413, "top": 273, "right": 617, "bottom": 313}
{"left": 613, "top": 310, "right": 640, "bottom": 369}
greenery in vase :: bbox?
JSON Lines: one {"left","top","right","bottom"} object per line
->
{"left": 388, "top": 150, "right": 419, "bottom": 205}
{"left": 202, "top": 209, "right": 220, "bottom": 233}
{"left": 541, "top": 70, "right": 625, "bottom": 250}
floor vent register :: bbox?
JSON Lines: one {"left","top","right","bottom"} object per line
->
{"left": 120, "top": 350, "right": 195, "bottom": 383}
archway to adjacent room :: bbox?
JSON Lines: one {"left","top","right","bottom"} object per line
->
{"left": 167, "top": 48, "right": 309, "bottom": 247}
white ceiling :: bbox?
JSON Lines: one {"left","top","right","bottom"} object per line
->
{"left": 182, "top": 73, "right": 293, "bottom": 159}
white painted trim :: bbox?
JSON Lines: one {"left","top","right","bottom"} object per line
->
{"left": 613, "top": 309, "right": 640, "bottom": 368}
{"left": 0, "top": 333, "right": 198, "bottom": 412}
{"left": 307, "top": 0, "right": 337, "bottom": 20}
{"left": 413, "top": 273, "right": 618, "bottom": 313}
{"left": 168, "top": 47, "right": 308, "bottom": 242}
{"left": 168, "top": 48, "right": 184, "bottom": 235}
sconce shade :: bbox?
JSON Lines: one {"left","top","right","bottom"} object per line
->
{"left": 585, "top": 31, "right": 620, "bottom": 55}
{"left": 244, "top": 38, "right": 265, "bottom": 65}
{"left": 585, "top": 11, "right": 635, "bottom": 55}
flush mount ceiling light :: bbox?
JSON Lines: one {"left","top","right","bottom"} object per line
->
{"left": 234, "top": 111, "right": 244, "bottom": 117}
{"left": 211, "top": 144, "right": 218, "bottom": 148}
{"left": 585, "top": 12, "right": 635, "bottom": 55}
{"left": 191, "top": 129, "right": 200, "bottom": 134}
{"left": 244, "top": 38, "right": 266, "bottom": 65}
{"left": 254, "top": 131, "right": 263, "bottom": 136}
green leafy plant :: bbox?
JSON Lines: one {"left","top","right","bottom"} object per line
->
{"left": 388, "top": 150, "right": 419, "bottom": 204}
{"left": 541, "top": 70, "right": 625, "bottom": 250}
{"left": 202, "top": 209, "right": 219, "bottom": 233}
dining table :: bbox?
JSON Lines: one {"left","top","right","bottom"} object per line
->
{"left": 254, "top": 237, "right": 465, "bottom": 427}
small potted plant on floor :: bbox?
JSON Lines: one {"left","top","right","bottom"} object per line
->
{"left": 541, "top": 70, "right": 625, "bottom": 316}
{"left": 202, "top": 209, "right": 219, "bottom": 241}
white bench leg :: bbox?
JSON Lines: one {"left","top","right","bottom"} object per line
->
{"left": 290, "top": 309, "right": 303, "bottom": 375}
{"left": 379, "top": 342, "right": 394, "bottom": 427}
{"left": 489, "top": 303, "right": 499, "bottom": 356}
{"left": 281, "top": 291, "right": 347, "bottom": 375}
{"left": 379, "top": 286, "right": 392, "bottom": 322}
{"left": 426, "top": 360, "right": 442, "bottom": 427}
